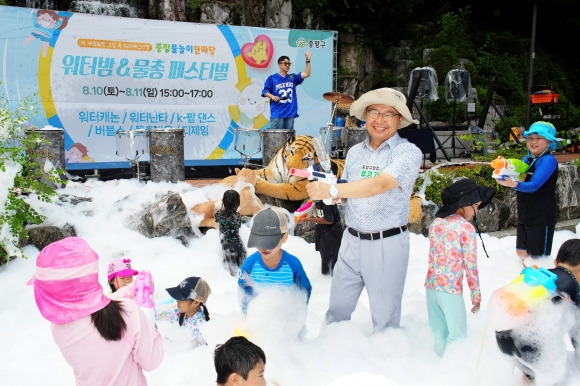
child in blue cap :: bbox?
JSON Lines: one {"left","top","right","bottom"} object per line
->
{"left": 497, "top": 121, "right": 559, "bottom": 264}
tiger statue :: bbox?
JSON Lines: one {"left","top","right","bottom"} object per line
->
{"left": 222, "top": 134, "right": 344, "bottom": 201}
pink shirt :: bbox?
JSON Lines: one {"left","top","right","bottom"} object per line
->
{"left": 424, "top": 214, "right": 482, "bottom": 303}
{"left": 52, "top": 298, "right": 163, "bottom": 385}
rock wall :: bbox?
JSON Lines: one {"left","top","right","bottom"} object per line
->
{"left": 409, "top": 164, "right": 580, "bottom": 236}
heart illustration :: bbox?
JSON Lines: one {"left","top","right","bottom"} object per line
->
{"left": 241, "top": 34, "right": 273, "bottom": 68}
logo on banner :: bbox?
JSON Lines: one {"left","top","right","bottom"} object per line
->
{"left": 241, "top": 34, "right": 273, "bottom": 68}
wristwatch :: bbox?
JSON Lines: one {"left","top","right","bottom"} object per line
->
{"left": 329, "top": 184, "right": 339, "bottom": 199}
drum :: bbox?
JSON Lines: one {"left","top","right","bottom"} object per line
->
{"left": 262, "top": 129, "right": 295, "bottom": 166}
{"left": 234, "top": 128, "right": 262, "bottom": 159}
{"left": 343, "top": 126, "right": 368, "bottom": 156}
{"left": 25, "top": 128, "right": 65, "bottom": 187}
{"left": 320, "top": 125, "right": 343, "bottom": 150}
{"left": 149, "top": 128, "right": 185, "bottom": 183}
{"left": 115, "top": 129, "right": 149, "bottom": 161}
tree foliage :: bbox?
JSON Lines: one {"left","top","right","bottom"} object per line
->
{"left": 0, "top": 92, "right": 63, "bottom": 262}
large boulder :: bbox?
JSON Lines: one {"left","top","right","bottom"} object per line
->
{"left": 136, "top": 191, "right": 195, "bottom": 245}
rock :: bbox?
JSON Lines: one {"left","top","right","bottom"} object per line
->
{"left": 25, "top": 224, "right": 77, "bottom": 251}
{"left": 136, "top": 191, "right": 195, "bottom": 245}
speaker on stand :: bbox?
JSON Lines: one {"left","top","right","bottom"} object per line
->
{"left": 406, "top": 67, "right": 451, "bottom": 162}
{"left": 407, "top": 67, "right": 438, "bottom": 126}
{"left": 443, "top": 69, "right": 471, "bottom": 158}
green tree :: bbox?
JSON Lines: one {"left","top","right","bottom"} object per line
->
{"left": 0, "top": 92, "right": 63, "bottom": 262}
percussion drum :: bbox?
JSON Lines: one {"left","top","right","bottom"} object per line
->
{"left": 149, "top": 128, "right": 185, "bottom": 183}
{"left": 115, "top": 129, "right": 149, "bottom": 161}
{"left": 343, "top": 126, "right": 368, "bottom": 156}
{"left": 262, "top": 129, "right": 295, "bottom": 166}
{"left": 25, "top": 128, "right": 65, "bottom": 187}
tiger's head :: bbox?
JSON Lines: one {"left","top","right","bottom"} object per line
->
{"left": 278, "top": 134, "right": 317, "bottom": 170}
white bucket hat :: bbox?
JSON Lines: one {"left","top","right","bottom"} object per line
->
{"left": 349, "top": 88, "right": 419, "bottom": 128}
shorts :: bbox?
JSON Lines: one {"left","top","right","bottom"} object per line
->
{"left": 516, "top": 223, "right": 555, "bottom": 257}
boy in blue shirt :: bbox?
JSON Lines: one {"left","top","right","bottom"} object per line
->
{"left": 238, "top": 207, "right": 312, "bottom": 313}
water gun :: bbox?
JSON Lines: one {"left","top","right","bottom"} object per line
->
{"left": 289, "top": 166, "right": 345, "bottom": 204}
{"left": 134, "top": 270, "right": 156, "bottom": 328}
{"left": 293, "top": 200, "right": 315, "bottom": 221}
{"left": 489, "top": 155, "right": 529, "bottom": 181}
{"left": 490, "top": 266, "right": 557, "bottom": 320}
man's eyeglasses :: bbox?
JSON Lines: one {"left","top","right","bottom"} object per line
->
{"left": 366, "top": 109, "right": 400, "bottom": 120}
{"left": 279, "top": 61, "right": 292, "bottom": 66}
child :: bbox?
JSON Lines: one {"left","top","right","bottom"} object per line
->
{"left": 214, "top": 336, "right": 267, "bottom": 386}
{"left": 497, "top": 121, "right": 559, "bottom": 263}
{"left": 107, "top": 257, "right": 139, "bottom": 293}
{"left": 165, "top": 276, "right": 211, "bottom": 348}
{"left": 214, "top": 189, "right": 247, "bottom": 276}
{"left": 27, "top": 237, "right": 163, "bottom": 384}
{"left": 424, "top": 178, "right": 496, "bottom": 355}
{"left": 494, "top": 238, "right": 580, "bottom": 384}
{"left": 295, "top": 200, "right": 343, "bottom": 275}
{"left": 238, "top": 207, "right": 312, "bottom": 313}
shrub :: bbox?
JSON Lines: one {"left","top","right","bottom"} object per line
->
{"left": 0, "top": 92, "right": 62, "bottom": 262}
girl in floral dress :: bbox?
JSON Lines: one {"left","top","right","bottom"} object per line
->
{"left": 424, "top": 178, "right": 495, "bottom": 355}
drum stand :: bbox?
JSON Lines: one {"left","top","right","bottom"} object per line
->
{"left": 234, "top": 128, "right": 262, "bottom": 168}
{"left": 115, "top": 129, "right": 149, "bottom": 181}
{"left": 320, "top": 101, "right": 341, "bottom": 158}
{"left": 320, "top": 91, "right": 354, "bottom": 159}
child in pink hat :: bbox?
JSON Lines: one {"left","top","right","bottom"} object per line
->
{"left": 107, "top": 257, "right": 139, "bottom": 293}
{"left": 28, "top": 237, "right": 163, "bottom": 385}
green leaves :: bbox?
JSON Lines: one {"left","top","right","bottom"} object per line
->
{"left": 1, "top": 91, "right": 61, "bottom": 263}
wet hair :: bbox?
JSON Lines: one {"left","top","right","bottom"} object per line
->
{"left": 277, "top": 55, "right": 290, "bottom": 64}
{"left": 178, "top": 301, "right": 210, "bottom": 325}
{"left": 555, "top": 239, "right": 580, "bottom": 266}
{"left": 214, "top": 336, "right": 266, "bottom": 384}
{"left": 221, "top": 189, "right": 240, "bottom": 215}
{"left": 90, "top": 300, "right": 127, "bottom": 341}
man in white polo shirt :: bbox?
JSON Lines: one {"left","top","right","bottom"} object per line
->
{"left": 307, "top": 87, "right": 422, "bottom": 331}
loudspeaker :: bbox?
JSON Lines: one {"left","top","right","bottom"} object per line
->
{"left": 408, "top": 67, "right": 438, "bottom": 101}
{"left": 444, "top": 69, "right": 471, "bottom": 103}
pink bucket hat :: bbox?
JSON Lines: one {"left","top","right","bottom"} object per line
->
{"left": 27, "top": 237, "right": 111, "bottom": 324}
{"left": 107, "top": 258, "right": 139, "bottom": 281}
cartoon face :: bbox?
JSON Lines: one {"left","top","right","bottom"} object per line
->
{"left": 66, "top": 146, "right": 83, "bottom": 163}
{"left": 37, "top": 13, "right": 57, "bottom": 29}
{"left": 238, "top": 80, "right": 267, "bottom": 118}
{"left": 247, "top": 40, "right": 267, "bottom": 64}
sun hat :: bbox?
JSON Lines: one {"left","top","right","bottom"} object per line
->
{"left": 436, "top": 178, "right": 496, "bottom": 218}
{"left": 349, "top": 88, "right": 419, "bottom": 128}
{"left": 107, "top": 257, "right": 139, "bottom": 281}
{"left": 523, "top": 121, "right": 558, "bottom": 151}
{"left": 165, "top": 276, "right": 211, "bottom": 303}
{"left": 27, "top": 237, "right": 111, "bottom": 324}
{"left": 247, "top": 207, "right": 289, "bottom": 250}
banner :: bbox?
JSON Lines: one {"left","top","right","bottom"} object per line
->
{"left": 0, "top": 6, "right": 336, "bottom": 169}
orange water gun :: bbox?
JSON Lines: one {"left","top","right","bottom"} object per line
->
{"left": 489, "top": 155, "right": 529, "bottom": 181}
{"left": 490, "top": 266, "right": 557, "bottom": 320}
{"left": 294, "top": 201, "right": 315, "bottom": 221}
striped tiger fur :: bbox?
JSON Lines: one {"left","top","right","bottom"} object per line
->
{"left": 223, "top": 134, "right": 344, "bottom": 201}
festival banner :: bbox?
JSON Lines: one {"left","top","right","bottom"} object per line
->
{"left": 0, "top": 6, "right": 336, "bottom": 169}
